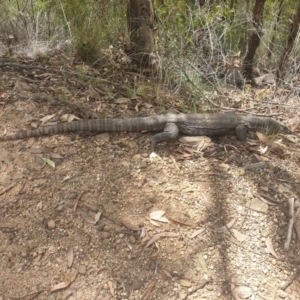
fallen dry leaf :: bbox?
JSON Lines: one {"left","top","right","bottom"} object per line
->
{"left": 144, "top": 232, "right": 179, "bottom": 249}
{"left": 78, "top": 209, "right": 95, "bottom": 224}
{"left": 190, "top": 228, "right": 205, "bottom": 239}
{"left": 25, "top": 137, "right": 35, "bottom": 148}
{"left": 43, "top": 157, "right": 55, "bottom": 168}
{"left": 94, "top": 211, "right": 102, "bottom": 224}
{"left": 266, "top": 237, "right": 279, "bottom": 259}
{"left": 108, "top": 280, "right": 114, "bottom": 297}
{"left": 60, "top": 113, "right": 79, "bottom": 123}
{"left": 121, "top": 219, "right": 140, "bottom": 231}
{"left": 160, "top": 269, "right": 172, "bottom": 278}
{"left": 49, "top": 152, "right": 63, "bottom": 159}
{"left": 147, "top": 217, "right": 161, "bottom": 227}
{"left": 51, "top": 281, "right": 70, "bottom": 292}
{"left": 231, "top": 229, "right": 247, "bottom": 242}
{"left": 125, "top": 279, "right": 147, "bottom": 291}
{"left": 197, "top": 253, "right": 208, "bottom": 273}
{"left": 216, "top": 219, "right": 236, "bottom": 233}
{"left": 180, "top": 279, "right": 192, "bottom": 287}
{"left": 51, "top": 269, "right": 78, "bottom": 292}
{"left": 40, "top": 113, "right": 56, "bottom": 125}
{"left": 256, "top": 132, "right": 283, "bottom": 150}
{"left": 168, "top": 217, "right": 193, "bottom": 226}
{"left": 67, "top": 248, "right": 74, "bottom": 268}
{"left": 149, "top": 210, "right": 168, "bottom": 223}
{"left": 144, "top": 280, "right": 157, "bottom": 300}
{"left": 201, "top": 194, "right": 213, "bottom": 210}
{"left": 232, "top": 285, "right": 252, "bottom": 299}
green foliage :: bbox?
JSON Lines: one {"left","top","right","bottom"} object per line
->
{"left": 59, "top": 0, "right": 126, "bottom": 63}
{"left": 0, "top": 0, "right": 299, "bottom": 106}
{"left": 152, "top": 0, "right": 299, "bottom": 109}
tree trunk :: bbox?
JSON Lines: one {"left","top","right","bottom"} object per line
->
{"left": 267, "top": 0, "right": 285, "bottom": 59}
{"left": 242, "top": 0, "right": 266, "bottom": 82}
{"left": 276, "top": 2, "right": 300, "bottom": 82}
{"left": 126, "top": 0, "right": 155, "bottom": 68}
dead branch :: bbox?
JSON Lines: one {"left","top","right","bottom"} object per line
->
{"left": 284, "top": 198, "right": 295, "bottom": 250}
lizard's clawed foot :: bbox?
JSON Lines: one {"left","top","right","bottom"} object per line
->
{"left": 149, "top": 152, "right": 161, "bottom": 159}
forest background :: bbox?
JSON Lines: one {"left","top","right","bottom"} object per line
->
{"left": 0, "top": 0, "right": 299, "bottom": 112}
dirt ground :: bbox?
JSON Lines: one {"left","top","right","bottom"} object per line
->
{"left": 0, "top": 62, "right": 300, "bottom": 300}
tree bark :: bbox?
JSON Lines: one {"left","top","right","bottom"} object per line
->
{"left": 276, "top": 2, "right": 300, "bottom": 82}
{"left": 242, "top": 0, "right": 266, "bottom": 82}
{"left": 126, "top": 0, "right": 155, "bottom": 68}
{"left": 267, "top": 0, "right": 285, "bottom": 59}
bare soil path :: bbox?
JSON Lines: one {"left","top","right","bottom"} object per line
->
{"left": 0, "top": 62, "right": 299, "bottom": 300}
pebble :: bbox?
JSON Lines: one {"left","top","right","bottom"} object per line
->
{"left": 79, "top": 265, "right": 87, "bottom": 275}
{"left": 138, "top": 161, "right": 148, "bottom": 169}
{"left": 48, "top": 220, "right": 56, "bottom": 229}
{"left": 96, "top": 132, "right": 110, "bottom": 142}
{"left": 132, "top": 154, "right": 142, "bottom": 161}
{"left": 21, "top": 250, "right": 28, "bottom": 258}
{"left": 129, "top": 235, "right": 136, "bottom": 244}
{"left": 121, "top": 161, "right": 131, "bottom": 167}
{"left": 250, "top": 198, "right": 269, "bottom": 213}
{"left": 102, "top": 232, "right": 111, "bottom": 239}
{"left": 56, "top": 205, "right": 63, "bottom": 212}
{"left": 103, "top": 225, "right": 113, "bottom": 232}
{"left": 96, "top": 223, "right": 105, "bottom": 231}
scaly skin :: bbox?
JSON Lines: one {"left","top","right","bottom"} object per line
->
{"left": 0, "top": 112, "right": 290, "bottom": 154}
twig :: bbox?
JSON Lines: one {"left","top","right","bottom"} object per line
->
{"left": 0, "top": 62, "right": 119, "bottom": 85}
{"left": 10, "top": 290, "right": 46, "bottom": 300}
{"left": 73, "top": 191, "right": 88, "bottom": 212}
{"left": 0, "top": 183, "right": 16, "bottom": 196}
{"left": 284, "top": 198, "right": 295, "bottom": 250}
{"left": 182, "top": 281, "right": 210, "bottom": 300}
{"left": 280, "top": 269, "right": 300, "bottom": 291}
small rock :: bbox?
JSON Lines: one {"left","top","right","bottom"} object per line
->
{"left": 250, "top": 198, "right": 269, "bottom": 213}
{"left": 129, "top": 235, "right": 136, "bottom": 244}
{"left": 96, "top": 132, "right": 110, "bottom": 142}
{"left": 115, "top": 97, "right": 130, "bottom": 104}
{"left": 21, "top": 250, "right": 28, "bottom": 258}
{"left": 102, "top": 232, "right": 111, "bottom": 239}
{"left": 132, "top": 154, "right": 143, "bottom": 161}
{"left": 244, "top": 162, "right": 267, "bottom": 170}
{"left": 47, "top": 294, "right": 56, "bottom": 300}
{"left": 217, "top": 163, "right": 230, "bottom": 172}
{"left": 121, "top": 161, "right": 132, "bottom": 167}
{"left": 79, "top": 265, "right": 87, "bottom": 275}
{"left": 56, "top": 205, "right": 63, "bottom": 212}
{"left": 147, "top": 196, "right": 158, "bottom": 203}
{"left": 103, "top": 225, "right": 113, "bottom": 232}
{"left": 237, "top": 167, "right": 245, "bottom": 175}
{"left": 138, "top": 161, "right": 148, "bottom": 169}
{"left": 102, "top": 238, "right": 110, "bottom": 245}
{"left": 48, "top": 220, "right": 56, "bottom": 229}
{"left": 96, "top": 223, "right": 105, "bottom": 231}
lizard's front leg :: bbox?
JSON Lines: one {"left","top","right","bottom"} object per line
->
{"left": 235, "top": 124, "right": 248, "bottom": 141}
{"left": 150, "top": 122, "right": 179, "bottom": 158}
